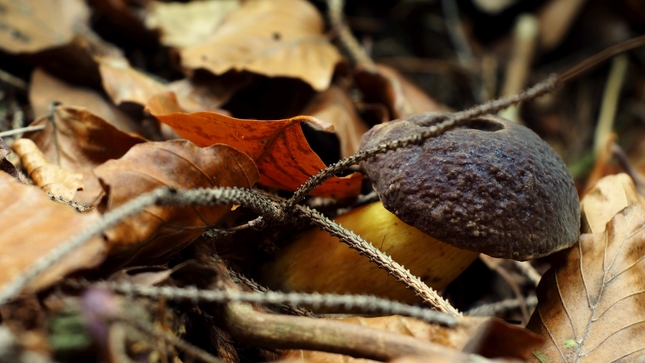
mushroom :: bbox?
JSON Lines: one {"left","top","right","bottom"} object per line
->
{"left": 360, "top": 113, "right": 580, "bottom": 260}
{"left": 257, "top": 113, "right": 579, "bottom": 303}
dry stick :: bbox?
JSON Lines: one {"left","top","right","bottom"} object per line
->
{"left": 206, "top": 257, "right": 459, "bottom": 362}
{"left": 284, "top": 74, "right": 559, "bottom": 210}
{"left": 0, "top": 187, "right": 275, "bottom": 306}
{"left": 287, "top": 33, "right": 645, "bottom": 211}
{"left": 466, "top": 295, "right": 538, "bottom": 317}
{"left": 68, "top": 279, "right": 456, "bottom": 327}
{"left": 327, "top": 0, "right": 375, "bottom": 70}
{"left": 115, "top": 315, "right": 223, "bottom": 363}
{"left": 498, "top": 14, "right": 539, "bottom": 123}
{"left": 0, "top": 125, "right": 46, "bottom": 138}
{"left": 228, "top": 269, "right": 315, "bottom": 317}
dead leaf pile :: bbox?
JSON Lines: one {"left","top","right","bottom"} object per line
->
{"left": 1, "top": 0, "right": 645, "bottom": 362}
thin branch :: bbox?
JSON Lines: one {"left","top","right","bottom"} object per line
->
{"left": 228, "top": 269, "right": 315, "bottom": 317}
{"left": 115, "top": 315, "right": 223, "bottom": 363}
{"left": 67, "top": 279, "right": 457, "bottom": 327}
{"left": 327, "top": 0, "right": 375, "bottom": 70}
{"left": 0, "top": 125, "right": 45, "bottom": 138}
{"left": 0, "top": 187, "right": 276, "bottom": 306}
{"left": 284, "top": 74, "right": 558, "bottom": 209}
{"left": 466, "top": 295, "right": 538, "bottom": 317}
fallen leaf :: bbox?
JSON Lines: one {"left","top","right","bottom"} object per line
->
{"left": 98, "top": 57, "right": 249, "bottom": 113}
{"left": 0, "top": 138, "right": 20, "bottom": 181}
{"left": 580, "top": 173, "right": 645, "bottom": 233}
{"left": 29, "top": 68, "right": 142, "bottom": 134}
{"left": 23, "top": 105, "right": 146, "bottom": 206}
{"left": 0, "top": 172, "right": 105, "bottom": 292}
{"left": 526, "top": 202, "right": 645, "bottom": 362}
{"left": 143, "top": 0, "right": 241, "bottom": 48}
{"left": 12, "top": 138, "right": 83, "bottom": 200}
{"left": 354, "top": 64, "right": 445, "bottom": 120}
{"left": 0, "top": 0, "right": 89, "bottom": 54}
{"left": 94, "top": 139, "right": 259, "bottom": 265}
{"left": 179, "top": 0, "right": 342, "bottom": 91}
{"left": 147, "top": 98, "right": 362, "bottom": 199}
{"left": 98, "top": 57, "right": 167, "bottom": 107}
{"left": 302, "top": 85, "right": 369, "bottom": 158}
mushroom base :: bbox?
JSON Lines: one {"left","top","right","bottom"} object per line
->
{"left": 256, "top": 201, "right": 479, "bottom": 305}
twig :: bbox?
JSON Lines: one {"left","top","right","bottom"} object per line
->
{"left": 116, "top": 315, "right": 223, "bottom": 363}
{"left": 0, "top": 69, "right": 27, "bottom": 90}
{"left": 466, "top": 295, "right": 538, "bottom": 317}
{"left": 0, "top": 125, "right": 46, "bottom": 138}
{"left": 0, "top": 187, "right": 278, "bottom": 306}
{"left": 498, "top": 14, "right": 539, "bottom": 122}
{"left": 479, "top": 255, "right": 529, "bottom": 324}
{"left": 284, "top": 74, "right": 558, "bottom": 209}
{"left": 593, "top": 54, "right": 628, "bottom": 155}
{"left": 327, "top": 0, "right": 375, "bottom": 70}
{"left": 513, "top": 261, "right": 542, "bottom": 287}
{"left": 228, "top": 269, "right": 315, "bottom": 317}
{"left": 67, "top": 279, "right": 457, "bottom": 327}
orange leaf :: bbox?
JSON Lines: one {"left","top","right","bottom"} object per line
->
{"left": 94, "top": 140, "right": 260, "bottom": 265}
{"left": 0, "top": 172, "right": 105, "bottom": 292}
{"left": 147, "top": 97, "right": 362, "bottom": 199}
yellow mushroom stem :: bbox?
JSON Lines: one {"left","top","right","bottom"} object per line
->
{"left": 257, "top": 201, "right": 479, "bottom": 304}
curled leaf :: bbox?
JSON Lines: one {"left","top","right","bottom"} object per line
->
{"left": 12, "top": 138, "right": 83, "bottom": 200}
{"left": 147, "top": 99, "right": 362, "bottom": 199}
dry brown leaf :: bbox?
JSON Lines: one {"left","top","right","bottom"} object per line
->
{"left": 0, "top": 0, "right": 89, "bottom": 54}
{"left": 180, "top": 0, "right": 341, "bottom": 91}
{"left": 24, "top": 105, "right": 146, "bottom": 206}
{"left": 580, "top": 173, "right": 645, "bottom": 233}
{"left": 98, "top": 56, "right": 248, "bottom": 113}
{"left": 354, "top": 65, "right": 445, "bottom": 120}
{"left": 94, "top": 139, "right": 259, "bottom": 265}
{"left": 98, "top": 57, "right": 168, "bottom": 107}
{"left": 29, "top": 68, "right": 142, "bottom": 134}
{"left": 12, "top": 138, "right": 83, "bottom": 200}
{"left": 0, "top": 138, "right": 20, "bottom": 181}
{"left": 302, "top": 85, "right": 369, "bottom": 158}
{"left": 143, "top": 0, "right": 241, "bottom": 48}
{"left": 527, "top": 202, "right": 645, "bottom": 362}
{"left": 0, "top": 172, "right": 105, "bottom": 292}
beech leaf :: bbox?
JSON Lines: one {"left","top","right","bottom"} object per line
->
{"left": 527, "top": 202, "right": 645, "bottom": 362}
{"left": 0, "top": 0, "right": 89, "bottom": 54}
{"left": 24, "top": 105, "right": 146, "bottom": 206}
{"left": 0, "top": 172, "right": 105, "bottom": 292}
{"left": 179, "top": 0, "right": 341, "bottom": 91}
{"left": 94, "top": 139, "right": 260, "bottom": 265}
{"left": 302, "top": 85, "right": 369, "bottom": 158}
{"left": 147, "top": 97, "right": 362, "bottom": 199}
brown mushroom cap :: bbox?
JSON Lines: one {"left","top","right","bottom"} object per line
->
{"left": 359, "top": 113, "right": 580, "bottom": 260}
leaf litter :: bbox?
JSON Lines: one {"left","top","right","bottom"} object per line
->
{"left": 1, "top": 0, "right": 645, "bottom": 362}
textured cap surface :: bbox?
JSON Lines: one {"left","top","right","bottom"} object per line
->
{"left": 360, "top": 113, "right": 580, "bottom": 260}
